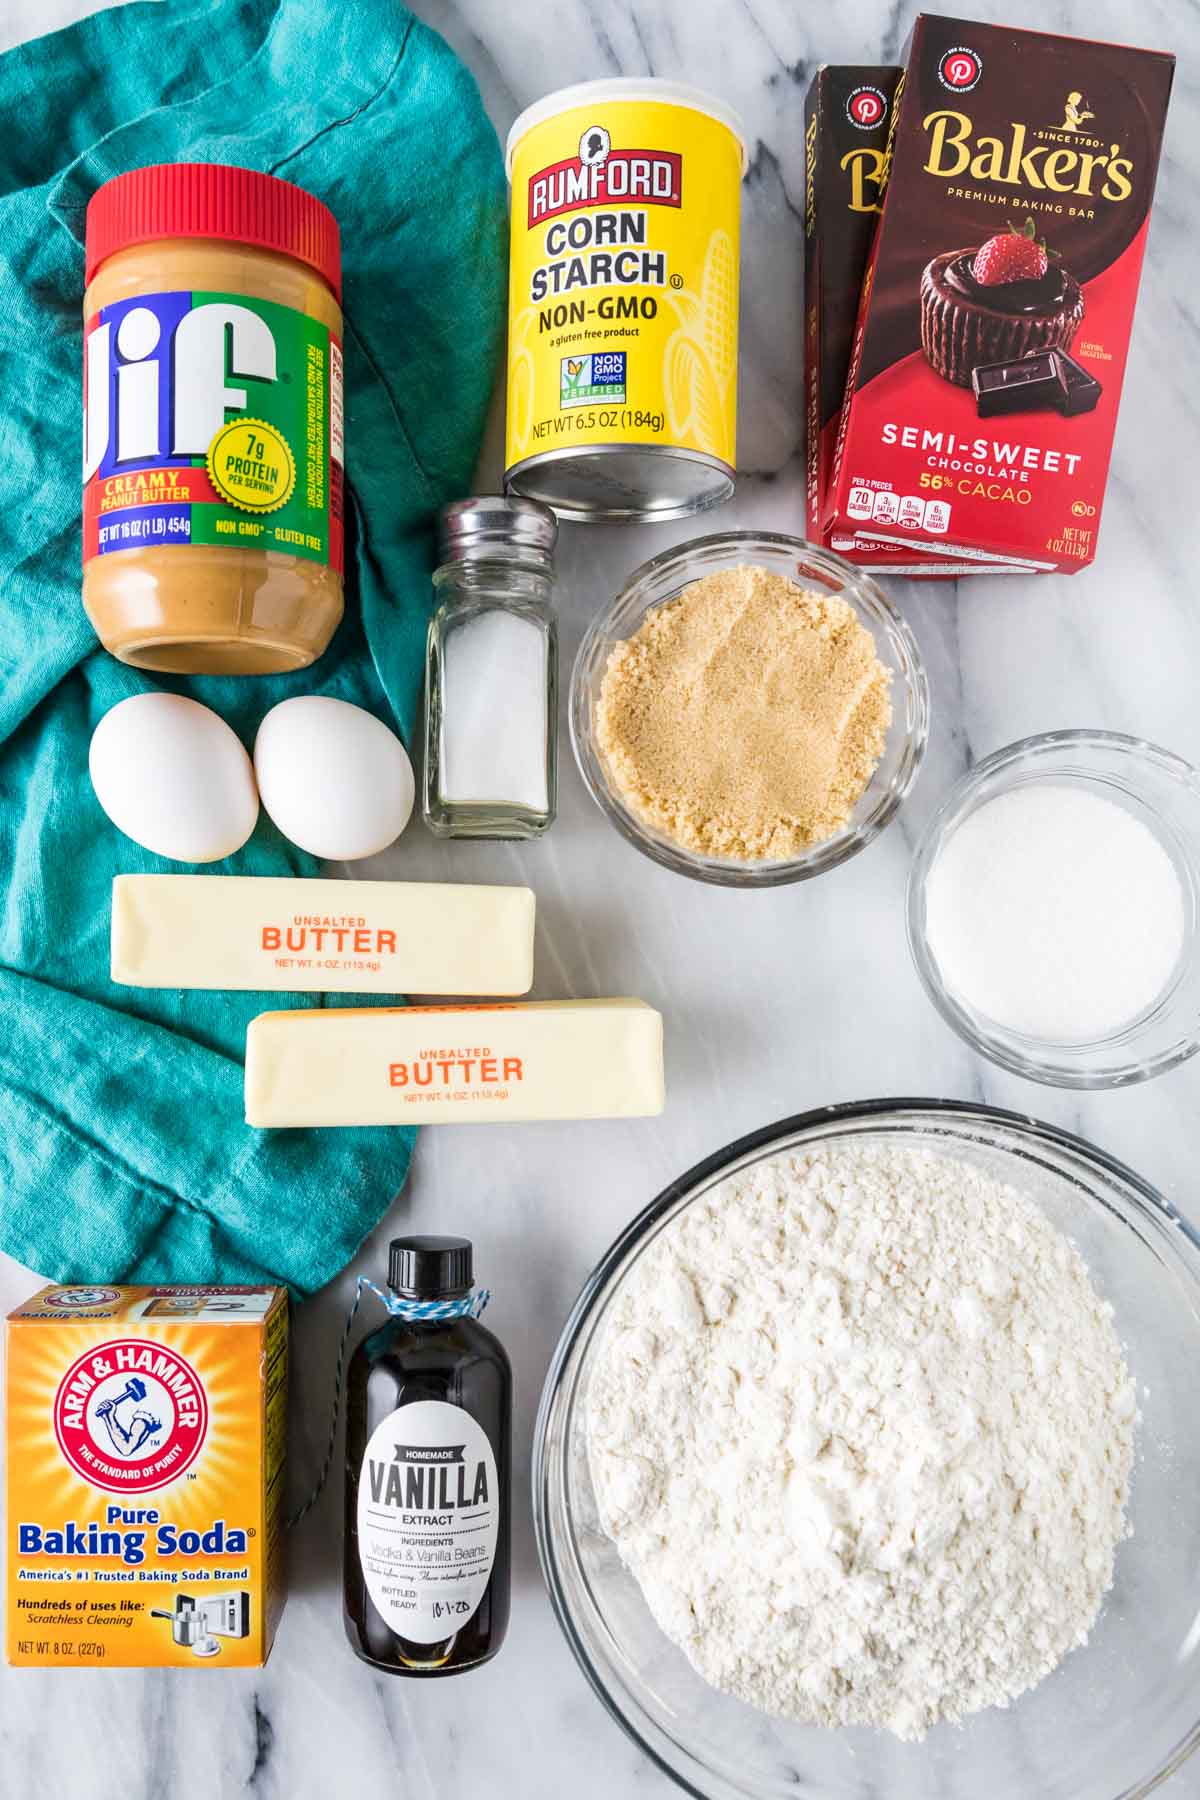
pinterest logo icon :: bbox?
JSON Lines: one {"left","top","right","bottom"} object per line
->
{"left": 938, "top": 46, "right": 982, "bottom": 91}
{"left": 846, "top": 85, "right": 889, "bottom": 130}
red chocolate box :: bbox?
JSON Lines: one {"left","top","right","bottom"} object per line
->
{"left": 827, "top": 15, "right": 1174, "bottom": 573}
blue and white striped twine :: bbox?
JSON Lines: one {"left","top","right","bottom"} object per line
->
{"left": 288, "top": 1276, "right": 492, "bottom": 1530}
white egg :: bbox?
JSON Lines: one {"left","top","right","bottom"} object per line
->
{"left": 89, "top": 693, "right": 259, "bottom": 864}
{"left": 253, "top": 696, "right": 415, "bottom": 861}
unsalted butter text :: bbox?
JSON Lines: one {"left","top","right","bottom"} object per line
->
{"left": 389, "top": 1050, "right": 524, "bottom": 1088}
{"left": 262, "top": 918, "right": 397, "bottom": 955}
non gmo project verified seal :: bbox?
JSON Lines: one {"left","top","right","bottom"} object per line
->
{"left": 560, "top": 352, "right": 626, "bottom": 408}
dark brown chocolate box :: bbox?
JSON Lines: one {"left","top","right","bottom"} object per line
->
{"left": 828, "top": 14, "right": 1174, "bottom": 574}
{"left": 803, "top": 66, "right": 899, "bottom": 541}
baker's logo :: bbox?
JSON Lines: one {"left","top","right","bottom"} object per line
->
{"left": 922, "top": 110, "right": 1133, "bottom": 202}
{"left": 53, "top": 1338, "right": 208, "bottom": 1494}
{"left": 846, "top": 85, "right": 889, "bottom": 130}
{"left": 841, "top": 146, "right": 888, "bottom": 215}
{"left": 938, "top": 47, "right": 982, "bottom": 93}
{"left": 1059, "top": 91, "right": 1096, "bottom": 133}
{"left": 43, "top": 1288, "right": 121, "bottom": 1310}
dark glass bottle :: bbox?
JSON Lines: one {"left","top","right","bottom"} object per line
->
{"left": 343, "top": 1236, "right": 511, "bottom": 1676}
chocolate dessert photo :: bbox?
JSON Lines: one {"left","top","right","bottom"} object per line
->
{"left": 920, "top": 219, "right": 1085, "bottom": 385}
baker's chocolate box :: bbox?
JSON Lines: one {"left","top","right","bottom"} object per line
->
{"left": 827, "top": 14, "right": 1174, "bottom": 574}
{"left": 804, "top": 65, "right": 899, "bottom": 541}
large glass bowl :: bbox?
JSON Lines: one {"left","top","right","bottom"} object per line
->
{"left": 534, "top": 1101, "right": 1200, "bottom": 1800}
{"left": 570, "top": 533, "right": 929, "bottom": 888}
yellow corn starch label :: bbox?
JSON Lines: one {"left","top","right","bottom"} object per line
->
{"left": 506, "top": 98, "right": 743, "bottom": 475}
{"left": 5, "top": 1285, "right": 288, "bottom": 1669}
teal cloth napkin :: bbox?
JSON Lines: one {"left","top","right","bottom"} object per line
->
{"left": 0, "top": 0, "right": 507, "bottom": 1294}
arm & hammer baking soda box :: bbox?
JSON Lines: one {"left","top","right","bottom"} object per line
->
{"left": 5, "top": 1284, "right": 287, "bottom": 1667}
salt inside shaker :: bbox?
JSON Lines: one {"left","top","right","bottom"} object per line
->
{"left": 423, "top": 496, "right": 558, "bottom": 839}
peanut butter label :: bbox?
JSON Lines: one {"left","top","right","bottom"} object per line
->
{"left": 82, "top": 290, "right": 343, "bottom": 572}
{"left": 506, "top": 98, "right": 743, "bottom": 474}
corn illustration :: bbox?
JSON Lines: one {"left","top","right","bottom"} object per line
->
{"left": 665, "top": 337, "right": 723, "bottom": 452}
{"left": 508, "top": 306, "right": 537, "bottom": 455}
{"left": 661, "top": 228, "right": 737, "bottom": 457}
{"left": 510, "top": 305, "right": 535, "bottom": 352}
{"left": 509, "top": 353, "right": 535, "bottom": 454}
{"left": 700, "top": 229, "right": 737, "bottom": 384}
{"left": 665, "top": 336, "right": 703, "bottom": 439}
{"left": 665, "top": 287, "right": 702, "bottom": 333}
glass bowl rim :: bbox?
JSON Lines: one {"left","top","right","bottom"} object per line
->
{"left": 568, "top": 530, "right": 931, "bottom": 889}
{"left": 532, "top": 1096, "right": 1200, "bottom": 1800}
{"left": 905, "top": 728, "right": 1200, "bottom": 1089}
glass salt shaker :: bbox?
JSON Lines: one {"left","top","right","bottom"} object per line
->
{"left": 423, "top": 496, "right": 558, "bottom": 840}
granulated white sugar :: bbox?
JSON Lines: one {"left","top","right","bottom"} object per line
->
{"left": 924, "top": 783, "right": 1184, "bottom": 1042}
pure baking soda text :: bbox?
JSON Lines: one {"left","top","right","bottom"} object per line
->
{"left": 5, "top": 1285, "right": 287, "bottom": 1668}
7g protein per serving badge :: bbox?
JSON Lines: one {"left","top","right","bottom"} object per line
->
{"left": 504, "top": 80, "right": 747, "bottom": 521}
{"left": 81, "top": 164, "right": 345, "bottom": 675}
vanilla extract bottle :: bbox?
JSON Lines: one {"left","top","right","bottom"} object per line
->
{"left": 343, "top": 1237, "right": 511, "bottom": 1676}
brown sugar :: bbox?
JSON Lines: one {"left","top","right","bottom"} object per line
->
{"left": 595, "top": 564, "right": 892, "bottom": 862}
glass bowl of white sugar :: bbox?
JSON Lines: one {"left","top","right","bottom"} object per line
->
{"left": 907, "top": 730, "right": 1200, "bottom": 1087}
{"left": 534, "top": 1102, "right": 1200, "bottom": 1798}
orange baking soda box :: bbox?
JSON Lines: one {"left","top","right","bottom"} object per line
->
{"left": 5, "top": 1284, "right": 287, "bottom": 1668}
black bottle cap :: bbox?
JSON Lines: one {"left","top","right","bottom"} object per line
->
{"left": 388, "top": 1235, "right": 473, "bottom": 1300}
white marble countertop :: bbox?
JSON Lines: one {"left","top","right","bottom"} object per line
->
{"left": 3, "top": 0, "right": 1199, "bottom": 1794}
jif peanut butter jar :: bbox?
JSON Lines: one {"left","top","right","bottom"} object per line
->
{"left": 82, "top": 162, "right": 344, "bottom": 673}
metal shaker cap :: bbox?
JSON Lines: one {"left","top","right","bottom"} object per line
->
{"left": 438, "top": 495, "right": 558, "bottom": 570}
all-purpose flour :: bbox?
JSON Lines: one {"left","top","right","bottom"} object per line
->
{"left": 587, "top": 1145, "right": 1136, "bottom": 1741}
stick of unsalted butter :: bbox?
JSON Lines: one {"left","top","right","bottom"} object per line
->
{"left": 245, "top": 1000, "right": 665, "bottom": 1127}
{"left": 111, "top": 875, "right": 535, "bottom": 996}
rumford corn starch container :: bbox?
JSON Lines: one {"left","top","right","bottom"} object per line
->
{"left": 504, "top": 79, "right": 746, "bottom": 521}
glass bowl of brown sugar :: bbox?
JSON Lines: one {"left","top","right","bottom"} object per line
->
{"left": 569, "top": 532, "right": 929, "bottom": 888}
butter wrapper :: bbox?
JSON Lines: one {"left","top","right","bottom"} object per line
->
{"left": 111, "top": 875, "right": 536, "bottom": 996}
{"left": 245, "top": 999, "right": 665, "bottom": 1127}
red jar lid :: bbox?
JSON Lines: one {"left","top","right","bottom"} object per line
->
{"left": 85, "top": 163, "right": 341, "bottom": 299}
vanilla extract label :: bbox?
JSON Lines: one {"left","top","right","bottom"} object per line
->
{"left": 356, "top": 1401, "right": 499, "bottom": 1645}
